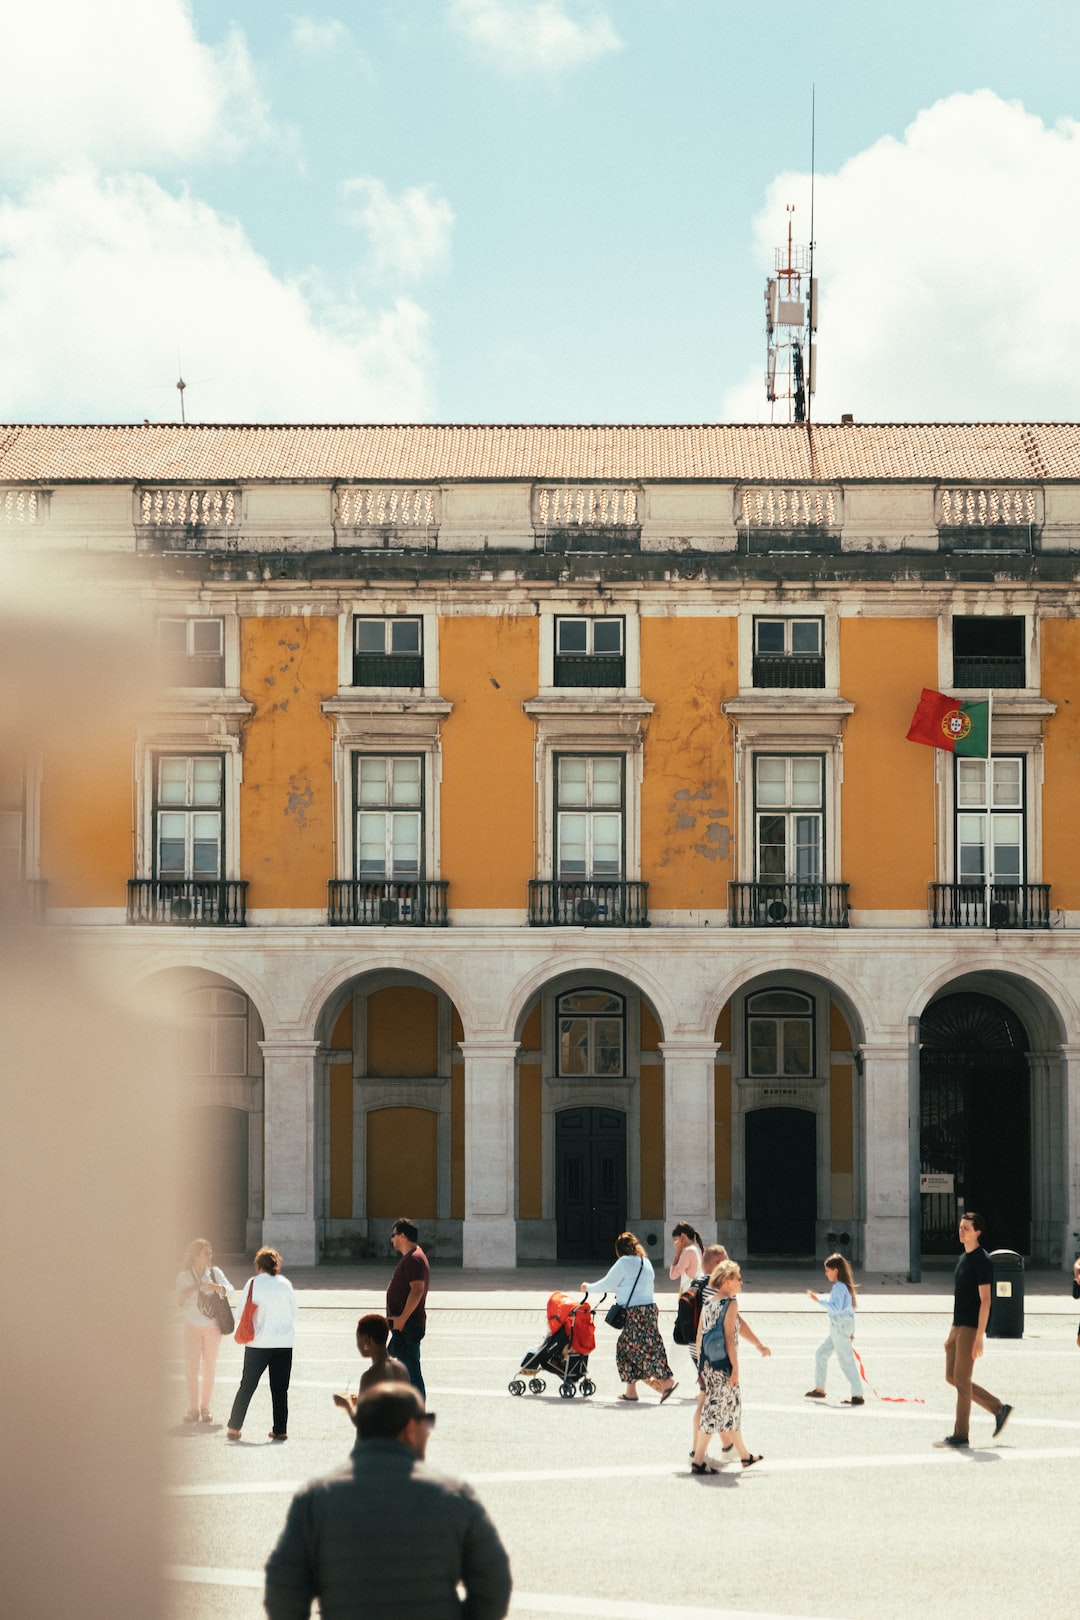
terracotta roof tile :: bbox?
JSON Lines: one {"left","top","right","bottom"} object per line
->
{"left": 0, "top": 421, "right": 1078, "bottom": 483}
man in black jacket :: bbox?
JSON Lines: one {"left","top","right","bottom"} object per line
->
{"left": 265, "top": 1384, "right": 512, "bottom": 1620}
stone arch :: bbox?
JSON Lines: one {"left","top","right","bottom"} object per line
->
{"left": 310, "top": 966, "right": 466, "bottom": 1262}
{"left": 711, "top": 967, "right": 867, "bottom": 1262}
{"left": 914, "top": 968, "right": 1071, "bottom": 1263}
{"left": 143, "top": 966, "right": 266, "bottom": 1257}
{"left": 513, "top": 965, "right": 667, "bottom": 1265}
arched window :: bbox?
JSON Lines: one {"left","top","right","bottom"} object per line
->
{"left": 556, "top": 989, "right": 625, "bottom": 1078}
{"left": 181, "top": 986, "right": 249, "bottom": 1076}
{"left": 746, "top": 989, "right": 815, "bottom": 1078}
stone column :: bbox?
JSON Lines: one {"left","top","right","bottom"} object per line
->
{"left": 1061, "top": 1044, "right": 1080, "bottom": 1268}
{"left": 860, "top": 1040, "right": 912, "bottom": 1273}
{"left": 459, "top": 1038, "right": 518, "bottom": 1268}
{"left": 259, "top": 1038, "right": 320, "bottom": 1266}
{"left": 659, "top": 1039, "right": 719, "bottom": 1265}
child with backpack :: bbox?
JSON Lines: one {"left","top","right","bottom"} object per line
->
{"left": 690, "top": 1259, "right": 769, "bottom": 1475}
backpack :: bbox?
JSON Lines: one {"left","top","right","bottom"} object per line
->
{"left": 699, "top": 1298, "right": 733, "bottom": 1373}
{"left": 672, "top": 1277, "right": 707, "bottom": 1345}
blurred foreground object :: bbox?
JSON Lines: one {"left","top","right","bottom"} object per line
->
{"left": 0, "top": 556, "right": 170, "bottom": 1618}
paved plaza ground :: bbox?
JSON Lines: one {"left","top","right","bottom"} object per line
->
{"left": 166, "top": 1264, "right": 1080, "bottom": 1620}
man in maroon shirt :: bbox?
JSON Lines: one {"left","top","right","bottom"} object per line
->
{"left": 386, "top": 1218, "right": 430, "bottom": 1398}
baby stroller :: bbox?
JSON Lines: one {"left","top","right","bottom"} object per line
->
{"left": 509, "top": 1291, "right": 597, "bottom": 1398}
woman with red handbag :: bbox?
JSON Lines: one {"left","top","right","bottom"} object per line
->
{"left": 226, "top": 1248, "right": 298, "bottom": 1442}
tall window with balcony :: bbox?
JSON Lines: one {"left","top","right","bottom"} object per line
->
{"left": 554, "top": 617, "right": 625, "bottom": 687}
{"left": 130, "top": 754, "right": 245, "bottom": 924}
{"left": 952, "top": 617, "right": 1025, "bottom": 688}
{"left": 157, "top": 617, "right": 225, "bottom": 687}
{"left": 354, "top": 618, "right": 423, "bottom": 688}
{"left": 329, "top": 755, "right": 446, "bottom": 925}
{"left": 932, "top": 757, "right": 1047, "bottom": 927}
{"left": 752, "top": 618, "right": 824, "bottom": 688}
{"left": 730, "top": 755, "right": 846, "bottom": 927}
{"left": 531, "top": 755, "right": 646, "bottom": 925}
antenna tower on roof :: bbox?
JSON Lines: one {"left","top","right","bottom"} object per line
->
{"left": 763, "top": 94, "right": 818, "bottom": 422}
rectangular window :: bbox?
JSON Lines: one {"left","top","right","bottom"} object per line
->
{"left": 952, "top": 617, "right": 1025, "bottom": 688}
{"left": 752, "top": 618, "right": 824, "bottom": 689}
{"left": 754, "top": 756, "right": 823, "bottom": 883}
{"left": 555, "top": 756, "right": 624, "bottom": 880}
{"left": 155, "top": 756, "right": 223, "bottom": 879}
{"left": 353, "top": 617, "right": 423, "bottom": 688}
{"left": 956, "top": 757, "right": 1024, "bottom": 886}
{"left": 157, "top": 617, "right": 225, "bottom": 687}
{"left": 355, "top": 755, "right": 423, "bottom": 879}
{"left": 553, "top": 617, "right": 625, "bottom": 687}
{"left": 0, "top": 759, "right": 25, "bottom": 880}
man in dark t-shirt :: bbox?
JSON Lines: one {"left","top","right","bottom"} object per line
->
{"left": 386, "top": 1218, "right": 431, "bottom": 1398}
{"left": 936, "top": 1211, "right": 1012, "bottom": 1448}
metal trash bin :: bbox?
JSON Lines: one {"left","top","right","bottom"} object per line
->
{"left": 986, "top": 1249, "right": 1024, "bottom": 1338}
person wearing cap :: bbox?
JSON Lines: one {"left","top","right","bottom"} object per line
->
{"left": 386, "top": 1217, "right": 430, "bottom": 1397}
{"left": 264, "top": 1384, "right": 512, "bottom": 1620}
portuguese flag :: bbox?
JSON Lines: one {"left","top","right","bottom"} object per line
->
{"left": 906, "top": 688, "right": 989, "bottom": 756}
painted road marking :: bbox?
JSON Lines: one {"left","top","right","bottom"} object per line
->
{"left": 164, "top": 1568, "right": 840, "bottom": 1618}
{"left": 167, "top": 1442, "right": 1080, "bottom": 1496}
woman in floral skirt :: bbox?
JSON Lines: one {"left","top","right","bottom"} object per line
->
{"left": 583, "top": 1231, "right": 677, "bottom": 1403}
{"left": 691, "top": 1258, "right": 767, "bottom": 1473}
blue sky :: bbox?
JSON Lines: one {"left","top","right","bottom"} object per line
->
{"left": 2, "top": 1, "right": 1080, "bottom": 424}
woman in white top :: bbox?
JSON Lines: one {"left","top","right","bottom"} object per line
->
{"left": 669, "top": 1223, "right": 705, "bottom": 1294}
{"left": 176, "top": 1238, "right": 233, "bottom": 1424}
{"left": 583, "top": 1231, "right": 677, "bottom": 1403}
{"left": 226, "top": 1247, "right": 299, "bottom": 1442}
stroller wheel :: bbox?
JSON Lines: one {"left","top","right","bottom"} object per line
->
{"left": 508, "top": 1379, "right": 526, "bottom": 1396}
{"left": 559, "top": 1381, "right": 576, "bottom": 1398}
{"left": 528, "top": 1378, "right": 545, "bottom": 1395}
{"left": 580, "top": 1379, "right": 596, "bottom": 1397}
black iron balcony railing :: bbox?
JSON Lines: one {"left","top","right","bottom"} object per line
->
{"left": 553, "top": 653, "right": 625, "bottom": 688}
{"left": 528, "top": 879, "right": 649, "bottom": 927}
{"left": 929, "top": 883, "right": 1050, "bottom": 929}
{"left": 752, "top": 653, "right": 826, "bottom": 689}
{"left": 353, "top": 653, "right": 424, "bottom": 688}
{"left": 951, "top": 654, "right": 1025, "bottom": 688}
{"left": 127, "top": 879, "right": 248, "bottom": 926}
{"left": 328, "top": 879, "right": 449, "bottom": 926}
{"left": 729, "top": 881, "right": 849, "bottom": 928}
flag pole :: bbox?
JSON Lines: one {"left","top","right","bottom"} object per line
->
{"left": 985, "top": 688, "right": 993, "bottom": 924}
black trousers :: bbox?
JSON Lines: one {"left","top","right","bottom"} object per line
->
{"left": 227, "top": 1346, "right": 293, "bottom": 1435}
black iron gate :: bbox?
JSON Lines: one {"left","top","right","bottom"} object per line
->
{"left": 919, "top": 993, "right": 1030, "bottom": 1255}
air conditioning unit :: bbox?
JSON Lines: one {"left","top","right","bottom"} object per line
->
{"left": 576, "top": 897, "right": 598, "bottom": 922}
{"left": 378, "top": 897, "right": 400, "bottom": 923}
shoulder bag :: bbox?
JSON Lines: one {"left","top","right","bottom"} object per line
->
{"left": 672, "top": 1277, "right": 706, "bottom": 1346}
{"left": 605, "top": 1259, "right": 644, "bottom": 1331}
{"left": 234, "top": 1279, "right": 257, "bottom": 1345}
{"left": 195, "top": 1268, "right": 236, "bottom": 1335}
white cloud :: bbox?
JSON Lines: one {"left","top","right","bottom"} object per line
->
{"left": 0, "top": 171, "right": 435, "bottom": 421}
{"left": 0, "top": 0, "right": 268, "bottom": 180}
{"left": 342, "top": 177, "right": 455, "bottom": 282}
{"left": 290, "top": 17, "right": 351, "bottom": 54}
{"left": 449, "top": 0, "right": 620, "bottom": 75}
{"left": 722, "top": 91, "right": 1080, "bottom": 423}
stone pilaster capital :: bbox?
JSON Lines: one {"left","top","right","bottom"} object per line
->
{"left": 258, "top": 1038, "right": 321, "bottom": 1061}
{"left": 659, "top": 1039, "right": 721, "bottom": 1063}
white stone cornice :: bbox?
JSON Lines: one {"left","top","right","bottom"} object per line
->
{"left": 658, "top": 1039, "right": 721, "bottom": 1062}
{"left": 258, "top": 1038, "right": 321, "bottom": 1059}
{"left": 457, "top": 1039, "right": 520, "bottom": 1060}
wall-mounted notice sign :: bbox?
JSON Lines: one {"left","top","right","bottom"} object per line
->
{"left": 920, "top": 1173, "right": 955, "bottom": 1194}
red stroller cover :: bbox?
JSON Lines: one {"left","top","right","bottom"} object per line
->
{"left": 546, "top": 1291, "right": 596, "bottom": 1353}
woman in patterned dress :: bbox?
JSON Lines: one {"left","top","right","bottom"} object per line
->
{"left": 583, "top": 1232, "right": 677, "bottom": 1403}
{"left": 691, "top": 1259, "right": 767, "bottom": 1473}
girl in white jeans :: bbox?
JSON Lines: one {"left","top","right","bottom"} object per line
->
{"left": 176, "top": 1238, "right": 233, "bottom": 1423}
{"left": 804, "top": 1253, "right": 863, "bottom": 1405}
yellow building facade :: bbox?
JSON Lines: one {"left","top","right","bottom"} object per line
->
{"left": 4, "top": 422, "right": 1080, "bottom": 1270}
